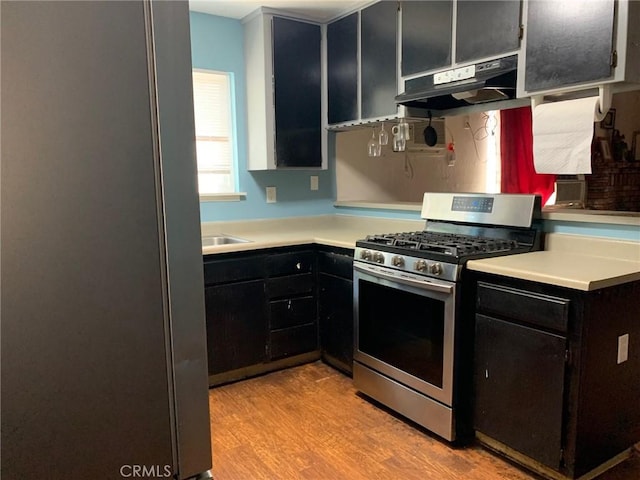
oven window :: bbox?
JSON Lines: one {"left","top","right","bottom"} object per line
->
{"left": 358, "top": 279, "right": 445, "bottom": 388}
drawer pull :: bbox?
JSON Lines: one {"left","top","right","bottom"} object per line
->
{"left": 296, "top": 262, "right": 302, "bottom": 270}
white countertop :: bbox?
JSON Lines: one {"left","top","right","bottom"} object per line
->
{"left": 467, "top": 233, "right": 640, "bottom": 291}
{"left": 201, "top": 214, "right": 424, "bottom": 255}
{"left": 202, "top": 215, "right": 640, "bottom": 291}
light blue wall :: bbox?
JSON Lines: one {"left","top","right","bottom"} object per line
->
{"left": 189, "top": 12, "right": 639, "bottom": 243}
{"left": 189, "top": 11, "right": 335, "bottom": 222}
{"left": 542, "top": 220, "right": 640, "bottom": 242}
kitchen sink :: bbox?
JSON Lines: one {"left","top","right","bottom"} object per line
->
{"left": 202, "top": 234, "right": 252, "bottom": 246}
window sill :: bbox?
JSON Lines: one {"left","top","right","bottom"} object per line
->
{"left": 199, "top": 192, "right": 247, "bottom": 202}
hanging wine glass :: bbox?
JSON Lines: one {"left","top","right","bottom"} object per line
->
{"left": 378, "top": 122, "right": 389, "bottom": 146}
{"left": 367, "top": 128, "right": 381, "bottom": 157}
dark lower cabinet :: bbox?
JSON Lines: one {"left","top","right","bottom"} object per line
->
{"left": 267, "top": 273, "right": 314, "bottom": 298}
{"left": 474, "top": 314, "right": 566, "bottom": 469}
{"left": 203, "top": 251, "right": 268, "bottom": 378}
{"left": 205, "top": 280, "right": 267, "bottom": 375}
{"left": 472, "top": 274, "right": 640, "bottom": 479}
{"left": 317, "top": 248, "right": 354, "bottom": 375}
{"left": 270, "top": 296, "right": 316, "bottom": 330}
{"left": 266, "top": 249, "right": 318, "bottom": 361}
{"left": 319, "top": 274, "right": 353, "bottom": 374}
{"left": 271, "top": 324, "right": 318, "bottom": 360}
{"left": 204, "top": 246, "right": 354, "bottom": 384}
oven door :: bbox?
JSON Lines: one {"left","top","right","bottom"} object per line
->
{"left": 353, "top": 262, "right": 456, "bottom": 406}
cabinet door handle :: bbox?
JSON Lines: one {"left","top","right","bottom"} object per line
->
{"left": 296, "top": 262, "right": 302, "bottom": 270}
{"left": 287, "top": 300, "right": 292, "bottom": 310}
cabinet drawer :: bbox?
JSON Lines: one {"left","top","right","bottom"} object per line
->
{"left": 203, "top": 256, "right": 264, "bottom": 285}
{"left": 270, "top": 323, "right": 318, "bottom": 360}
{"left": 318, "top": 251, "right": 353, "bottom": 280}
{"left": 267, "top": 273, "right": 314, "bottom": 298}
{"left": 267, "top": 251, "right": 314, "bottom": 277}
{"left": 477, "top": 282, "right": 569, "bottom": 333}
{"left": 270, "top": 296, "right": 316, "bottom": 330}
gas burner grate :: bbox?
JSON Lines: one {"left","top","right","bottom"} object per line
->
{"left": 363, "top": 234, "right": 396, "bottom": 245}
{"left": 364, "top": 231, "right": 519, "bottom": 256}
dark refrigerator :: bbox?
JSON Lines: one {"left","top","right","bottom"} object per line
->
{"left": 1, "top": 1, "right": 213, "bottom": 479}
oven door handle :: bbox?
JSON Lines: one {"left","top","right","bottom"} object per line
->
{"left": 354, "top": 263, "right": 453, "bottom": 294}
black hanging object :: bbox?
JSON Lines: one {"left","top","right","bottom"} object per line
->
{"left": 423, "top": 111, "right": 438, "bottom": 147}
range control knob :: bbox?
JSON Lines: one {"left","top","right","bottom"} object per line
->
{"left": 360, "top": 250, "right": 372, "bottom": 261}
{"left": 429, "top": 263, "right": 443, "bottom": 275}
{"left": 392, "top": 256, "right": 405, "bottom": 267}
{"left": 373, "top": 252, "right": 385, "bottom": 264}
{"left": 415, "top": 259, "right": 427, "bottom": 272}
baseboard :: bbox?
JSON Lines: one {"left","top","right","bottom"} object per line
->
{"left": 476, "top": 432, "right": 632, "bottom": 480}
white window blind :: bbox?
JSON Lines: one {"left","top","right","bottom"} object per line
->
{"left": 192, "top": 70, "right": 236, "bottom": 195}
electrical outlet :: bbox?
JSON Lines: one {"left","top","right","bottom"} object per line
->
{"left": 617, "top": 334, "right": 629, "bottom": 364}
{"left": 266, "top": 186, "right": 276, "bottom": 203}
{"left": 310, "top": 176, "right": 319, "bottom": 191}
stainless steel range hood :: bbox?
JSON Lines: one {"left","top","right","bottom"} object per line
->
{"left": 396, "top": 55, "right": 518, "bottom": 111}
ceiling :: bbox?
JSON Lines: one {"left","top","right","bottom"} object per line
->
{"left": 189, "top": 0, "right": 370, "bottom": 22}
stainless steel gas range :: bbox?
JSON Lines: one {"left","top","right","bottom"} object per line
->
{"left": 353, "top": 192, "right": 542, "bottom": 442}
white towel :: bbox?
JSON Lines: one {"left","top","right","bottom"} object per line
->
{"left": 532, "top": 96, "right": 601, "bottom": 174}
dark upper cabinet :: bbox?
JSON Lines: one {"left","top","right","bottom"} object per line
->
{"left": 401, "top": 1, "right": 453, "bottom": 76}
{"left": 245, "top": 14, "right": 323, "bottom": 169}
{"left": 361, "top": 1, "right": 398, "bottom": 119}
{"left": 327, "top": 4, "right": 398, "bottom": 125}
{"left": 455, "top": 1, "right": 522, "bottom": 64}
{"left": 327, "top": 13, "right": 358, "bottom": 124}
{"left": 524, "top": 0, "right": 615, "bottom": 92}
{"left": 272, "top": 16, "right": 322, "bottom": 167}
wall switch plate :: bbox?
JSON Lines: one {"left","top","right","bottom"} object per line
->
{"left": 617, "top": 334, "right": 629, "bottom": 364}
{"left": 310, "top": 176, "right": 319, "bottom": 191}
{"left": 266, "top": 186, "right": 276, "bottom": 203}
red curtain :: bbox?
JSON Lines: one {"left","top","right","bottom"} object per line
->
{"left": 500, "top": 106, "right": 556, "bottom": 205}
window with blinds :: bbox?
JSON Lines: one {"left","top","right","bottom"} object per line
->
{"left": 192, "top": 69, "right": 236, "bottom": 196}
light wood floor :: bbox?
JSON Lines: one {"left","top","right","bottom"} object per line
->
{"left": 208, "top": 361, "right": 640, "bottom": 480}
